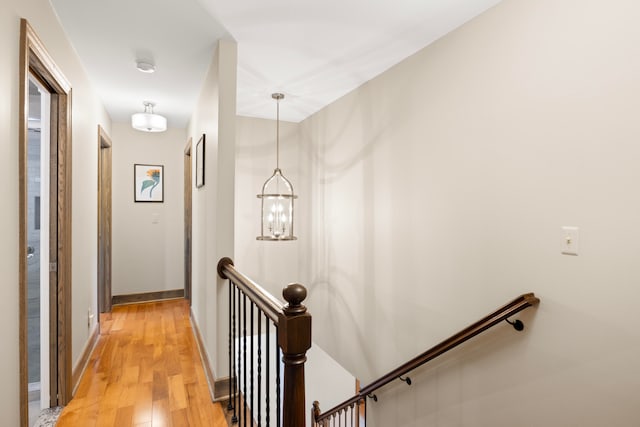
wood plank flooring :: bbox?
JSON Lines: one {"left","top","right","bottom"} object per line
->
{"left": 56, "top": 299, "right": 228, "bottom": 426}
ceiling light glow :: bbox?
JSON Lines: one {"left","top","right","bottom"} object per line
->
{"left": 131, "top": 102, "right": 167, "bottom": 132}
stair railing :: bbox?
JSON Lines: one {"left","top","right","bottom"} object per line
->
{"left": 217, "top": 257, "right": 312, "bottom": 427}
{"left": 312, "top": 293, "right": 540, "bottom": 427}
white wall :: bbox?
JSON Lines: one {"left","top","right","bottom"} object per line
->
{"left": 236, "top": 115, "right": 358, "bottom": 426}
{"left": 0, "top": 1, "right": 110, "bottom": 424}
{"left": 235, "top": 116, "right": 303, "bottom": 294}
{"left": 111, "top": 123, "right": 186, "bottom": 296}
{"left": 286, "top": 0, "right": 640, "bottom": 425}
{"left": 188, "top": 39, "right": 237, "bottom": 380}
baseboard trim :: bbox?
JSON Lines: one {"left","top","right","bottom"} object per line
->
{"left": 190, "top": 309, "right": 216, "bottom": 400}
{"left": 190, "top": 308, "right": 232, "bottom": 402}
{"left": 112, "top": 289, "right": 184, "bottom": 305}
{"left": 213, "top": 376, "right": 231, "bottom": 403}
{"left": 71, "top": 324, "right": 100, "bottom": 395}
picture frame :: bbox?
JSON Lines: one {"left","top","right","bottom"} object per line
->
{"left": 196, "top": 134, "right": 205, "bottom": 188}
{"left": 134, "top": 164, "right": 164, "bottom": 202}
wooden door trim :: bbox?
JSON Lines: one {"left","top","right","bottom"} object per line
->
{"left": 97, "top": 125, "right": 112, "bottom": 314}
{"left": 99, "top": 125, "right": 112, "bottom": 148}
{"left": 19, "top": 18, "right": 73, "bottom": 426}
{"left": 184, "top": 138, "right": 192, "bottom": 304}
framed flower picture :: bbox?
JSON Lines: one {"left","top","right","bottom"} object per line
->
{"left": 134, "top": 164, "right": 164, "bottom": 202}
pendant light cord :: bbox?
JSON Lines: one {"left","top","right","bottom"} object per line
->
{"left": 276, "top": 96, "right": 280, "bottom": 170}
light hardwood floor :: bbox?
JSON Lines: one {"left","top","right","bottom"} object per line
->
{"left": 56, "top": 299, "right": 228, "bottom": 426}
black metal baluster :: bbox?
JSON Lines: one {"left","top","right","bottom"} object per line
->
{"left": 258, "top": 308, "right": 262, "bottom": 427}
{"left": 251, "top": 302, "right": 255, "bottom": 427}
{"left": 232, "top": 284, "right": 238, "bottom": 424}
{"left": 228, "top": 280, "right": 233, "bottom": 412}
{"left": 276, "top": 331, "right": 281, "bottom": 427}
{"left": 243, "top": 294, "right": 248, "bottom": 426}
{"left": 266, "top": 313, "right": 270, "bottom": 427}
{"left": 237, "top": 289, "right": 242, "bottom": 425}
{"left": 363, "top": 399, "right": 367, "bottom": 427}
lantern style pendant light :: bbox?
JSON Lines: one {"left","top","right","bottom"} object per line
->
{"left": 257, "top": 93, "right": 297, "bottom": 241}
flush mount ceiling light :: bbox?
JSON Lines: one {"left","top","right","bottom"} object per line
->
{"left": 257, "top": 93, "right": 297, "bottom": 241}
{"left": 131, "top": 101, "right": 167, "bottom": 132}
{"left": 136, "top": 61, "right": 156, "bottom": 73}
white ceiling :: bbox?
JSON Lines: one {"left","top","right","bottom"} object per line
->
{"left": 50, "top": 0, "right": 501, "bottom": 126}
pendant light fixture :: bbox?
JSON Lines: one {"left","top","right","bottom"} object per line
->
{"left": 131, "top": 101, "right": 167, "bottom": 132}
{"left": 257, "top": 93, "right": 297, "bottom": 241}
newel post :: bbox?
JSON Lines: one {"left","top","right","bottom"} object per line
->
{"left": 279, "top": 283, "right": 312, "bottom": 427}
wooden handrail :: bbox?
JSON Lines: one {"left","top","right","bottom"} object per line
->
{"left": 315, "top": 292, "right": 540, "bottom": 423}
{"left": 217, "top": 256, "right": 285, "bottom": 322}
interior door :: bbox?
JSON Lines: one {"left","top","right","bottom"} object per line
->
{"left": 98, "top": 126, "right": 112, "bottom": 314}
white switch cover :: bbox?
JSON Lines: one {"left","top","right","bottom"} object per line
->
{"left": 152, "top": 213, "right": 160, "bottom": 224}
{"left": 561, "top": 226, "right": 579, "bottom": 255}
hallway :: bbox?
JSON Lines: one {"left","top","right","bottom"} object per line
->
{"left": 56, "top": 299, "right": 227, "bottom": 426}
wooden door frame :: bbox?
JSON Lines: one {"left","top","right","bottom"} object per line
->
{"left": 184, "top": 138, "right": 192, "bottom": 304}
{"left": 19, "top": 19, "right": 73, "bottom": 426}
{"left": 97, "top": 125, "right": 112, "bottom": 314}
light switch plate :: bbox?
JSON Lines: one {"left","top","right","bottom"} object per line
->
{"left": 561, "top": 226, "right": 579, "bottom": 255}
{"left": 152, "top": 213, "right": 160, "bottom": 224}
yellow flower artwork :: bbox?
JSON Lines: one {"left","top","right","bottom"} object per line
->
{"left": 134, "top": 164, "right": 164, "bottom": 202}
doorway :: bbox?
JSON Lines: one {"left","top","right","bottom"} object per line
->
{"left": 19, "top": 19, "right": 73, "bottom": 427}
{"left": 184, "top": 138, "right": 192, "bottom": 304}
{"left": 26, "top": 76, "right": 51, "bottom": 427}
{"left": 98, "top": 126, "right": 112, "bottom": 316}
